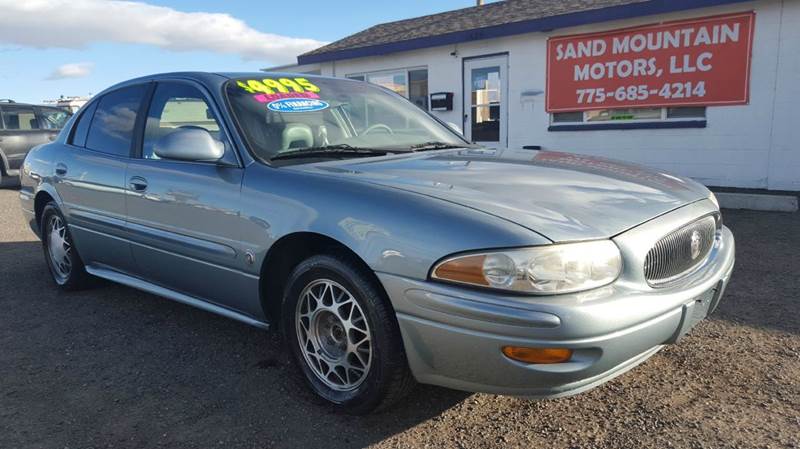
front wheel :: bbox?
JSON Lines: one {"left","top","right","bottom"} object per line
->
{"left": 282, "top": 253, "right": 414, "bottom": 414}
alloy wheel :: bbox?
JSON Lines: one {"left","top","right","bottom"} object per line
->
{"left": 295, "top": 279, "right": 372, "bottom": 391}
{"left": 47, "top": 215, "right": 72, "bottom": 283}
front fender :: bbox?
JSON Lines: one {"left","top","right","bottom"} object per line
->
{"left": 240, "top": 164, "right": 549, "bottom": 281}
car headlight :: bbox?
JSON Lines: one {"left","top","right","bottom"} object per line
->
{"left": 431, "top": 240, "right": 622, "bottom": 295}
{"left": 708, "top": 191, "right": 720, "bottom": 209}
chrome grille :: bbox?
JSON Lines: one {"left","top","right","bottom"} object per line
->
{"left": 644, "top": 215, "right": 718, "bottom": 286}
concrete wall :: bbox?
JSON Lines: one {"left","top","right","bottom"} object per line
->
{"left": 766, "top": 0, "right": 800, "bottom": 190}
{"left": 308, "top": 0, "right": 798, "bottom": 190}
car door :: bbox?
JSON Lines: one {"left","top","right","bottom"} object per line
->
{"left": 0, "top": 104, "right": 50, "bottom": 172}
{"left": 124, "top": 80, "right": 254, "bottom": 316}
{"left": 53, "top": 84, "right": 148, "bottom": 274}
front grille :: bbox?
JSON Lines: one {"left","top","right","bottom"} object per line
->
{"left": 644, "top": 215, "right": 718, "bottom": 286}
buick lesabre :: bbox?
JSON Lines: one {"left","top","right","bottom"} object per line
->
{"left": 19, "top": 72, "right": 735, "bottom": 413}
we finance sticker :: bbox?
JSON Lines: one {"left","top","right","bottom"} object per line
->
{"left": 267, "top": 98, "right": 329, "bottom": 113}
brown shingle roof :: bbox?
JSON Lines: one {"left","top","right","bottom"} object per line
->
{"left": 302, "top": 0, "right": 647, "bottom": 57}
{"left": 296, "top": 0, "right": 750, "bottom": 63}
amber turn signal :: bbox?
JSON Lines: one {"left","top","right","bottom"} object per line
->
{"left": 432, "top": 254, "right": 489, "bottom": 286}
{"left": 501, "top": 346, "right": 573, "bottom": 364}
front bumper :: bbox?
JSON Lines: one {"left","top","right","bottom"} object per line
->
{"left": 379, "top": 202, "right": 735, "bottom": 397}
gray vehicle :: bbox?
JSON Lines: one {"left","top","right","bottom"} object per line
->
{"left": 19, "top": 72, "right": 735, "bottom": 413}
{"left": 0, "top": 100, "right": 71, "bottom": 187}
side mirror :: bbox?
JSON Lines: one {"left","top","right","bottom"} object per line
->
{"left": 153, "top": 126, "right": 225, "bottom": 162}
{"left": 446, "top": 122, "right": 463, "bottom": 135}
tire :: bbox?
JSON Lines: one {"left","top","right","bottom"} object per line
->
{"left": 41, "top": 202, "right": 91, "bottom": 290}
{"left": 0, "top": 172, "right": 20, "bottom": 188}
{"left": 282, "top": 253, "right": 415, "bottom": 414}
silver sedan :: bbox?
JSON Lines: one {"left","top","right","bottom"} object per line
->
{"left": 19, "top": 72, "right": 734, "bottom": 413}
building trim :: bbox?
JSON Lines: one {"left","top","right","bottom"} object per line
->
{"left": 297, "top": 0, "right": 753, "bottom": 64}
{"left": 548, "top": 120, "right": 708, "bottom": 132}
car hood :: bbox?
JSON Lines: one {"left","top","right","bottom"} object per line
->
{"left": 290, "top": 148, "right": 709, "bottom": 242}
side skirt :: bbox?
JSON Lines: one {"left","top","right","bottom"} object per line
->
{"left": 85, "top": 265, "right": 270, "bottom": 331}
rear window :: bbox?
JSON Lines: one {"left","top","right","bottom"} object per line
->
{"left": 85, "top": 85, "right": 147, "bottom": 157}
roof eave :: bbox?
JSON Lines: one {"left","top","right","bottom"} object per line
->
{"left": 297, "top": 0, "right": 752, "bottom": 65}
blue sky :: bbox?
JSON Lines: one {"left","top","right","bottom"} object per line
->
{"left": 1, "top": 0, "right": 497, "bottom": 104}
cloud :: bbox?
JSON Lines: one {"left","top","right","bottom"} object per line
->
{"left": 0, "top": 0, "right": 326, "bottom": 63}
{"left": 46, "top": 62, "right": 94, "bottom": 80}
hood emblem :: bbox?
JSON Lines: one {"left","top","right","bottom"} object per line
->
{"left": 689, "top": 230, "right": 702, "bottom": 260}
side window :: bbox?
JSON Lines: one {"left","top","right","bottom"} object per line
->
{"left": 2, "top": 106, "right": 40, "bottom": 130}
{"left": 142, "top": 82, "right": 224, "bottom": 160}
{"left": 85, "top": 85, "right": 147, "bottom": 157}
{"left": 70, "top": 101, "right": 99, "bottom": 147}
{"left": 38, "top": 108, "right": 72, "bottom": 130}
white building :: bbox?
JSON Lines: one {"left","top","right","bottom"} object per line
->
{"left": 272, "top": 0, "right": 799, "bottom": 191}
{"left": 42, "top": 95, "right": 91, "bottom": 113}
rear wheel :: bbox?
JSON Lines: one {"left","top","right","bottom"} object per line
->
{"left": 282, "top": 253, "right": 415, "bottom": 414}
{"left": 41, "top": 202, "right": 91, "bottom": 290}
{"left": 0, "top": 167, "right": 19, "bottom": 188}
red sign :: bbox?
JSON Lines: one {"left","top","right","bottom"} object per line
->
{"left": 546, "top": 12, "right": 755, "bottom": 112}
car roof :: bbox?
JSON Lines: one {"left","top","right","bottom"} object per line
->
{"left": 105, "top": 71, "right": 345, "bottom": 90}
{"left": 216, "top": 72, "right": 339, "bottom": 80}
{"left": 0, "top": 100, "right": 65, "bottom": 109}
{"left": 93, "top": 71, "right": 360, "bottom": 104}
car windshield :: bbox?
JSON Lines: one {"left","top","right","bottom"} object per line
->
{"left": 225, "top": 76, "right": 468, "bottom": 162}
{"left": 39, "top": 108, "right": 72, "bottom": 129}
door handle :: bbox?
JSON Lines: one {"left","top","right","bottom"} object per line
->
{"left": 48, "top": 135, "right": 56, "bottom": 142}
{"left": 129, "top": 176, "right": 148, "bottom": 192}
{"left": 55, "top": 163, "right": 67, "bottom": 176}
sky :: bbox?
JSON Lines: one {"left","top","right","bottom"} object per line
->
{"left": 0, "top": 0, "right": 499, "bottom": 104}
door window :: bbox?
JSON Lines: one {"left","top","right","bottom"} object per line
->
{"left": 142, "top": 82, "right": 224, "bottom": 160}
{"left": 470, "top": 66, "right": 501, "bottom": 142}
{"left": 1, "top": 106, "right": 40, "bottom": 130}
{"left": 85, "top": 84, "right": 147, "bottom": 157}
{"left": 38, "top": 108, "right": 72, "bottom": 129}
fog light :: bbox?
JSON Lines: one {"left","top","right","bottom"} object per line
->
{"left": 501, "top": 346, "right": 573, "bottom": 364}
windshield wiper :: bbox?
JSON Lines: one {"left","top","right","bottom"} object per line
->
{"left": 409, "top": 141, "right": 468, "bottom": 151}
{"left": 270, "top": 144, "right": 390, "bottom": 161}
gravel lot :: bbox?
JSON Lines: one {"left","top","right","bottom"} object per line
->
{"left": 0, "top": 188, "right": 798, "bottom": 449}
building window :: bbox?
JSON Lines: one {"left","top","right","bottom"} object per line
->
{"left": 367, "top": 72, "right": 408, "bottom": 97}
{"left": 347, "top": 68, "right": 429, "bottom": 110}
{"left": 552, "top": 107, "right": 705, "bottom": 125}
{"left": 408, "top": 69, "right": 429, "bottom": 110}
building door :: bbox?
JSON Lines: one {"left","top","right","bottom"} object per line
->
{"left": 463, "top": 55, "right": 508, "bottom": 147}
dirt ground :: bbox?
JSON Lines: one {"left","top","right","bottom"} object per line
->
{"left": 0, "top": 188, "right": 798, "bottom": 449}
